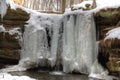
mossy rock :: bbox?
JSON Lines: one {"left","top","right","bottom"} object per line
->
{"left": 0, "top": 6, "right": 30, "bottom": 32}
{"left": 94, "top": 8, "right": 120, "bottom": 26}
{"left": 4, "top": 6, "right": 30, "bottom": 21}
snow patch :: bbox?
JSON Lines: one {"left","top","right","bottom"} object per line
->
{"left": 73, "top": 1, "right": 93, "bottom": 9}
{"left": 72, "top": 0, "right": 120, "bottom": 12}
{"left": 0, "top": 65, "right": 27, "bottom": 73}
{"left": 6, "top": 28, "right": 21, "bottom": 35}
{"left": 105, "top": 27, "right": 120, "bottom": 40}
{"left": 0, "top": 73, "right": 36, "bottom": 80}
{"left": 89, "top": 73, "right": 120, "bottom": 80}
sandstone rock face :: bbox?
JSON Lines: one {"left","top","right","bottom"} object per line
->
{"left": 0, "top": 7, "right": 29, "bottom": 68}
{"left": 94, "top": 8, "right": 120, "bottom": 76}
{"left": 94, "top": 8, "right": 120, "bottom": 27}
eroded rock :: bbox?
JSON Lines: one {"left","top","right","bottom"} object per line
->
{"left": 0, "top": 6, "right": 29, "bottom": 66}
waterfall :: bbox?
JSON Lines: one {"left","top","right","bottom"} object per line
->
{"left": 18, "top": 14, "right": 62, "bottom": 69}
{"left": 0, "top": 10, "right": 106, "bottom": 78}
{"left": 19, "top": 25, "right": 49, "bottom": 68}
{"left": 62, "top": 12, "right": 106, "bottom": 75}
{"left": 17, "top": 12, "right": 106, "bottom": 75}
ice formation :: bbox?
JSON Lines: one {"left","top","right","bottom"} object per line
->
{"left": 62, "top": 12, "right": 105, "bottom": 74}
{"left": 16, "top": 11, "right": 106, "bottom": 78}
{"left": 0, "top": 0, "right": 113, "bottom": 79}
{"left": 19, "top": 13, "right": 62, "bottom": 69}
{"left": 0, "top": 2, "right": 106, "bottom": 77}
{"left": 0, "top": 0, "right": 8, "bottom": 20}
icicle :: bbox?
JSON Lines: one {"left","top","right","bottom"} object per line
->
{"left": 62, "top": 15, "right": 76, "bottom": 73}
{"left": 0, "top": 0, "right": 8, "bottom": 21}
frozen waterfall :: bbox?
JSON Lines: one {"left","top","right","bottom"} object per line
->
{"left": 62, "top": 12, "right": 107, "bottom": 76}
{"left": 19, "top": 14, "right": 62, "bottom": 69}
{"left": 0, "top": 10, "right": 106, "bottom": 77}
{"left": 62, "top": 12, "right": 96, "bottom": 74}
{"left": 19, "top": 12, "right": 105, "bottom": 76}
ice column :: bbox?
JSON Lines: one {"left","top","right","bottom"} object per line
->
{"left": 0, "top": 0, "right": 8, "bottom": 21}
{"left": 19, "top": 24, "right": 49, "bottom": 69}
{"left": 62, "top": 12, "right": 102, "bottom": 74}
{"left": 19, "top": 14, "right": 62, "bottom": 69}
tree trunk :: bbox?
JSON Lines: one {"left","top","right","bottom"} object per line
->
{"left": 92, "top": 0, "right": 97, "bottom": 9}
{"left": 62, "top": 0, "right": 66, "bottom": 13}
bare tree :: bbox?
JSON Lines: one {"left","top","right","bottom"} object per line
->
{"left": 15, "top": 0, "right": 87, "bottom": 13}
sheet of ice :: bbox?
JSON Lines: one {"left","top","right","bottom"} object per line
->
{"left": 0, "top": 73, "right": 36, "bottom": 80}
{"left": 105, "top": 27, "right": 120, "bottom": 40}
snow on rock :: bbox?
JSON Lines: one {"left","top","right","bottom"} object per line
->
{"left": 73, "top": 0, "right": 93, "bottom": 9}
{"left": 105, "top": 27, "right": 120, "bottom": 40}
{"left": 0, "top": 0, "right": 20, "bottom": 20}
{"left": 0, "top": 0, "right": 40, "bottom": 20}
{"left": 1, "top": 0, "right": 120, "bottom": 17}
{"left": 72, "top": 0, "right": 120, "bottom": 12}
{"left": 6, "top": 28, "right": 21, "bottom": 35}
{"left": 0, "top": 73, "right": 36, "bottom": 80}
